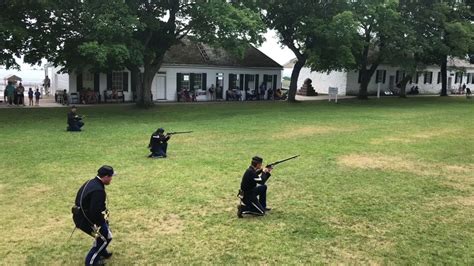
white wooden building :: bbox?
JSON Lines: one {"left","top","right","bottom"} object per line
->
{"left": 52, "top": 39, "right": 282, "bottom": 102}
{"left": 284, "top": 57, "right": 474, "bottom": 96}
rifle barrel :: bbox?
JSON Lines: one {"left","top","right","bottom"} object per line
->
{"left": 168, "top": 131, "right": 193, "bottom": 135}
{"left": 267, "top": 155, "right": 300, "bottom": 167}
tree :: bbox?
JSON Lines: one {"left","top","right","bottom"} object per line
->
{"left": 27, "top": 0, "right": 265, "bottom": 107}
{"left": 342, "top": 0, "right": 416, "bottom": 99}
{"left": 402, "top": 0, "right": 474, "bottom": 96}
{"left": 254, "top": 0, "right": 351, "bottom": 102}
{"left": 0, "top": 0, "right": 41, "bottom": 69}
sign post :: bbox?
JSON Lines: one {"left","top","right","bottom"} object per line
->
{"left": 328, "top": 87, "right": 338, "bottom": 103}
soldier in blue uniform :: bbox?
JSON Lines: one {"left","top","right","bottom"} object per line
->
{"left": 237, "top": 156, "right": 273, "bottom": 217}
{"left": 67, "top": 106, "right": 84, "bottom": 131}
{"left": 148, "top": 128, "right": 171, "bottom": 158}
{"left": 72, "top": 165, "right": 115, "bottom": 265}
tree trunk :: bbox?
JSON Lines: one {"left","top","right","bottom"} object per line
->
{"left": 358, "top": 63, "right": 379, "bottom": 100}
{"left": 440, "top": 55, "right": 448, "bottom": 96}
{"left": 399, "top": 75, "right": 411, "bottom": 98}
{"left": 359, "top": 78, "right": 369, "bottom": 99}
{"left": 134, "top": 56, "right": 164, "bottom": 108}
{"left": 288, "top": 58, "right": 306, "bottom": 102}
{"left": 129, "top": 66, "right": 141, "bottom": 103}
{"left": 135, "top": 68, "right": 154, "bottom": 107}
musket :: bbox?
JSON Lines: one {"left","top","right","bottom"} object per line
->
{"left": 167, "top": 131, "right": 193, "bottom": 135}
{"left": 256, "top": 155, "right": 300, "bottom": 174}
{"left": 265, "top": 155, "right": 300, "bottom": 168}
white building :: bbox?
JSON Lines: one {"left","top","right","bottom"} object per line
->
{"left": 284, "top": 57, "right": 474, "bottom": 96}
{"left": 51, "top": 39, "right": 282, "bottom": 102}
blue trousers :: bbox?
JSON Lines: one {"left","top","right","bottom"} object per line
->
{"left": 68, "top": 121, "right": 84, "bottom": 132}
{"left": 84, "top": 223, "right": 112, "bottom": 265}
{"left": 241, "top": 184, "right": 267, "bottom": 215}
{"left": 151, "top": 143, "right": 168, "bottom": 157}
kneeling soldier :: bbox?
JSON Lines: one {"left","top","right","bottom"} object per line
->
{"left": 72, "top": 165, "right": 115, "bottom": 265}
{"left": 148, "top": 128, "right": 170, "bottom": 158}
{"left": 67, "top": 106, "right": 84, "bottom": 131}
{"left": 237, "top": 156, "right": 272, "bottom": 217}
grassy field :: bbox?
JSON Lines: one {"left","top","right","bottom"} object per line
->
{"left": 0, "top": 97, "right": 473, "bottom": 264}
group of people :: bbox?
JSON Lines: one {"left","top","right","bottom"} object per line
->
{"left": 455, "top": 83, "right": 472, "bottom": 97}
{"left": 3, "top": 81, "right": 41, "bottom": 106}
{"left": 177, "top": 88, "right": 196, "bottom": 102}
{"left": 207, "top": 84, "right": 223, "bottom": 100}
{"left": 408, "top": 86, "right": 420, "bottom": 95}
{"left": 71, "top": 117, "right": 276, "bottom": 264}
{"left": 178, "top": 83, "right": 286, "bottom": 102}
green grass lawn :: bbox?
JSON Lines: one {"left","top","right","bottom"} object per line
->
{"left": 0, "top": 97, "right": 473, "bottom": 264}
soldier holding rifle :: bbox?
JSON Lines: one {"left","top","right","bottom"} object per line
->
{"left": 148, "top": 128, "right": 192, "bottom": 158}
{"left": 237, "top": 155, "right": 299, "bottom": 218}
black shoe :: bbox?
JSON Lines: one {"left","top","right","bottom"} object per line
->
{"left": 265, "top": 207, "right": 272, "bottom": 211}
{"left": 100, "top": 251, "right": 113, "bottom": 259}
{"left": 237, "top": 205, "right": 243, "bottom": 218}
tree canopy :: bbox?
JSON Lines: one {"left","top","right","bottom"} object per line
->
{"left": 24, "top": 0, "right": 266, "bottom": 107}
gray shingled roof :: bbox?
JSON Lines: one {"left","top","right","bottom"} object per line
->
{"left": 163, "top": 39, "right": 282, "bottom": 69}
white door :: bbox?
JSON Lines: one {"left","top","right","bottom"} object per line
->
{"left": 153, "top": 75, "right": 166, "bottom": 100}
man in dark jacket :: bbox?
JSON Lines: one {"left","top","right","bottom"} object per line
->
{"left": 67, "top": 106, "right": 84, "bottom": 131}
{"left": 237, "top": 156, "right": 272, "bottom": 217}
{"left": 148, "top": 128, "right": 171, "bottom": 158}
{"left": 72, "top": 165, "right": 115, "bottom": 265}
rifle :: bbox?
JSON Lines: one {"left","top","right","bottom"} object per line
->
{"left": 166, "top": 131, "right": 193, "bottom": 135}
{"left": 256, "top": 155, "right": 300, "bottom": 174}
{"left": 265, "top": 155, "right": 300, "bottom": 168}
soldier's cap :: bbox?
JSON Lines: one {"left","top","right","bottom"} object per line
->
{"left": 97, "top": 165, "right": 116, "bottom": 177}
{"left": 157, "top": 128, "right": 165, "bottom": 133}
{"left": 252, "top": 156, "right": 263, "bottom": 163}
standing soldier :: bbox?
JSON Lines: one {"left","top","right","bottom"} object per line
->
{"left": 72, "top": 165, "right": 115, "bottom": 265}
{"left": 148, "top": 128, "right": 171, "bottom": 158}
{"left": 237, "top": 156, "right": 273, "bottom": 217}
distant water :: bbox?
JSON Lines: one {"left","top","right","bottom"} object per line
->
{"left": 0, "top": 67, "right": 45, "bottom": 84}
{"left": 0, "top": 67, "right": 46, "bottom": 95}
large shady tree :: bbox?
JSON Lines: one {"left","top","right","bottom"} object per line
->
{"left": 26, "top": 0, "right": 265, "bottom": 107}
{"left": 0, "top": 0, "right": 44, "bottom": 69}
{"left": 342, "top": 0, "right": 416, "bottom": 99}
{"left": 401, "top": 0, "right": 473, "bottom": 96}
{"left": 253, "top": 0, "right": 351, "bottom": 102}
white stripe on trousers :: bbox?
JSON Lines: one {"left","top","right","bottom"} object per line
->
{"left": 89, "top": 234, "right": 108, "bottom": 265}
{"left": 251, "top": 201, "right": 264, "bottom": 214}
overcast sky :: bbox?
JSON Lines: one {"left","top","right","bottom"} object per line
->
{"left": 258, "top": 30, "right": 295, "bottom": 66}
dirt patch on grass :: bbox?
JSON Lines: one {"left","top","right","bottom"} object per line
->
{"left": 275, "top": 125, "right": 358, "bottom": 139}
{"left": 338, "top": 154, "right": 424, "bottom": 174}
{"left": 371, "top": 129, "right": 459, "bottom": 145}
{"left": 22, "top": 184, "right": 51, "bottom": 195}
{"left": 338, "top": 153, "right": 473, "bottom": 177}
{"left": 116, "top": 210, "right": 184, "bottom": 237}
{"left": 17, "top": 184, "right": 52, "bottom": 204}
{"left": 338, "top": 153, "right": 474, "bottom": 191}
{"left": 158, "top": 214, "right": 184, "bottom": 234}
{"left": 425, "top": 195, "right": 474, "bottom": 209}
